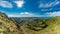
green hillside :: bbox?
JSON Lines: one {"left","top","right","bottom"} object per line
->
{"left": 0, "top": 12, "right": 60, "bottom": 34}
{"left": 0, "top": 12, "right": 19, "bottom": 34}
{"left": 21, "top": 16, "right": 60, "bottom": 34}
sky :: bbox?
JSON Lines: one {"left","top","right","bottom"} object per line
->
{"left": 0, "top": 0, "right": 60, "bottom": 17}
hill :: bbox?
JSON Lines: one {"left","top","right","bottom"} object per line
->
{"left": 0, "top": 12, "right": 19, "bottom": 34}
{"left": 21, "top": 16, "right": 60, "bottom": 34}
{"left": 1, "top": 12, "right": 60, "bottom": 34}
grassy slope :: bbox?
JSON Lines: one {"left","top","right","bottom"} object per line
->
{"left": 21, "top": 16, "right": 60, "bottom": 34}
{"left": 0, "top": 12, "right": 19, "bottom": 34}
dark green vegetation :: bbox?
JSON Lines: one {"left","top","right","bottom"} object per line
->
{"left": 0, "top": 12, "right": 60, "bottom": 34}
{"left": 26, "top": 19, "right": 48, "bottom": 31}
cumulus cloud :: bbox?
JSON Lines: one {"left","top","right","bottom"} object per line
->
{"left": 14, "top": 0, "right": 24, "bottom": 8}
{"left": 20, "top": 12, "right": 40, "bottom": 17}
{"left": 39, "top": 0, "right": 60, "bottom": 8}
{"left": 20, "top": 12, "right": 37, "bottom": 17}
{"left": 20, "top": 12, "right": 33, "bottom": 15}
{"left": 0, "top": 1, "right": 13, "bottom": 8}
{"left": 45, "top": 11, "right": 60, "bottom": 16}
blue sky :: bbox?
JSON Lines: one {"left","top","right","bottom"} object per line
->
{"left": 0, "top": 0, "right": 60, "bottom": 17}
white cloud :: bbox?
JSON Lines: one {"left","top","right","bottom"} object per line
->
{"left": 0, "top": 1, "right": 13, "bottom": 8}
{"left": 8, "top": 14, "right": 21, "bottom": 17}
{"left": 8, "top": 14, "right": 20, "bottom": 17}
{"left": 14, "top": 0, "right": 24, "bottom": 8}
{"left": 8, "top": 12, "right": 40, "bottom": 17}
{"left": 45, "top": 11, "right": 60, "bottom": 16}
{"left": 8, "top": 15, "right": 14, "bottom": 17}
{"left": 20, "top": 12, "right": 33, "bottom": 15}
{"left": 41, "top": 8, "right": 52, "bottom": 11}
{"left": 20, "top": 12, "right": 38, "bottom": 17}
{"left": 39, "top": 0, "right": 60, "bottom": 8}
